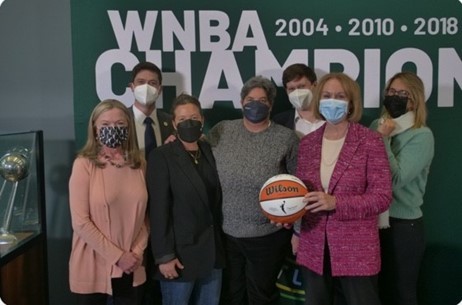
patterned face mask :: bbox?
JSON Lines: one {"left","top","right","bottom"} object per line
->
{"left": 98, "top": 126, "right": 128, "bottom": 148}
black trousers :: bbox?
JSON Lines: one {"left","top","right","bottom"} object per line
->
{"left": 220, "top": 229, "right": 291, "bottom": 305}
{"left": 141, "top": 244, "right": 162, "bottom": 305}
{"left": 301, "top": 243, "right": 380, "bottom": 305}
{"left": 75, "top": 273, "right": 143, "bottom": 305}
{"left": 379, "top": 217, "right": 425, "bottom": 305}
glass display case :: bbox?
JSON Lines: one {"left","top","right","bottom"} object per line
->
{"left": 0, "top": 130, "right": 46, "bottom": 263}
{"left": 0, "top": 131, "right": 48, "bottom": 305}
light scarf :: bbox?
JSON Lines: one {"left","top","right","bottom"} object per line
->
{"left": 378, "top": 111, "right": 415, "bottom": 229}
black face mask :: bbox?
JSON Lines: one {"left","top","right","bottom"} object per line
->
{"left": 177, "top": 119, "right": 203, "bottom": 143}
{"left": 383, "top": 95, "right": 408, "bottom": 118}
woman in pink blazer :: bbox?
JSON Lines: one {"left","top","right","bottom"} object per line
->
{"left": 296, "top": 73, "right": 392, "bottom": 305}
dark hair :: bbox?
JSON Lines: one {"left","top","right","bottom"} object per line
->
{"left": 171, "top": 94, "right": 203, "bottom": 120}
{"left": 131, "top": 62, "right": 162, "bottom": 84}
{"left": 282, "top": 64, "right": 317, "bottom": 88}
{"left": 240, "top": 76, "right": 277, "bottom": 106}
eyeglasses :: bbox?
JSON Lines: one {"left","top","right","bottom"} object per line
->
{"left": 385, "top": 88, "right": 410, "bottom": 98}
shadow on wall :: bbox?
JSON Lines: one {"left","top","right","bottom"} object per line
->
{"left": 418, "top": 243, "right": 462, "bottom": 305}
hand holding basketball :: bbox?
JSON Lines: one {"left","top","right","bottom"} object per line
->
{"left": 270, "top": 220, "right": 293, "bottom": 229}
{"left": 304, "top": 191, "right": 336, "bottom": 213}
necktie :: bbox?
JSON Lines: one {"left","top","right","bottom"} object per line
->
{"left": 144, "top": 117, "right": 157, "bottom": 158}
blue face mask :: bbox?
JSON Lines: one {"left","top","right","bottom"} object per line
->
{"left": 319, "top": 99, "right": 349, "bottom": 125}
{"left": 243, "top": 100, "right": 270, "bottom": 123}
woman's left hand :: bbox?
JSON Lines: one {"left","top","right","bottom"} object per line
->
{"left": 130, "top": 253, "right": 142, "bottom": 273}
{"left": 159, "top": 258, "right": 184, "bottom": 280}
{"left": 304, "top": 191, "right": 336, "bottom": 213}
{"left": 117, "top": 251, "right": 142, "bottom": 274}
{"left": 377, "top": 118, "right": 396, "bottom": 137}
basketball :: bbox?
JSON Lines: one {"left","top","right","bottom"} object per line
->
{"left": 259, "top": 174, "right": 309, "bottom": 223}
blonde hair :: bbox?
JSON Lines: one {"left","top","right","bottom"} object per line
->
{"left": 312, "top": 73, "right": 362, "bottom": 122}
{"left": 79, "top": 99, "right": 144, "bottom": 169}
{"left": 384, "top": 71, "right": 427, "bottom": 128}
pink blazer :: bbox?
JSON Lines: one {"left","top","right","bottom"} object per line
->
{"left": 296, "top": 123, "right": 392, "bottom": 276}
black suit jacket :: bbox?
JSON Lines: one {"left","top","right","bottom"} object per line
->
{"left": 156, "top": 110, "right": 175, "bottom": 143}
{"left": 129, "top": 106, "right": 174, "bottom": 147}
{"left": 272, "top": 109, "right": 296, "bottom": 130}
{"left": 147, "top": 140, "right": 225, "bottom": 281}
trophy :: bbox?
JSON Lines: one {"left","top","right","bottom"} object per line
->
{"left": 0, "top": 148, "right": 30, "bottom": 244}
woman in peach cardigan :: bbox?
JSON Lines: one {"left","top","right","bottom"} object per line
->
{"left": 69, "top": 99, "right": 149, "bottom": 305}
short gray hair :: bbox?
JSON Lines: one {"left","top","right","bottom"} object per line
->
{"left": 240, "top": 76, "right": 277, "bottom": 106}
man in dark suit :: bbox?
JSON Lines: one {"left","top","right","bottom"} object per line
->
{"left": 273, "top": 63, "right": 324, "bottom": 138}
{"left": 129, "top": 61, "right": 174, "bottom": 156}
{"left": 272, "top": 64, "right": 325, "bottom": 303}
{"left": 129, "top": 61, "right": 174, "bottom": 305}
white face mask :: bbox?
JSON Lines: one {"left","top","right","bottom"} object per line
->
{"left": 134, "top": 84, "right": 159, "bottom": 106}
{"left": 288, "top": 89, "right": 313, "bottom": 110}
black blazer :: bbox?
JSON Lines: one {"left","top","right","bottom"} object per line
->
{"left": 272, "top": 109, "right": 296, "bottom": 130}
{"left": 147, "top": 140, "right": 225, "bottom": 281}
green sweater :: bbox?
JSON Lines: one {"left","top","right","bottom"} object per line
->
{"left": 371, "top": 120, "right": 434, "bottom": 219}
{"left": 207, "top": 119, "right": 299, "bottom": 238}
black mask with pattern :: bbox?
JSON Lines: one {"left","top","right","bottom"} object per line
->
{"left": 98, "top": 126, "right": 128, "bottom": 148}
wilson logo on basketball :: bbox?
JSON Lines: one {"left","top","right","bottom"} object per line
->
{"left": 260, "top": 181, "right": 307, "bottom": 201}
{"left": 265, "top": 185, "right": 300, "bottom": 195}
{"left": 259, "top": 174, "right": 309, "bottom": 223}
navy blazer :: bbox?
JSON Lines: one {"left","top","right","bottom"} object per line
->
{"left": 147, "top": 140, "right": 225, "bottom": 281}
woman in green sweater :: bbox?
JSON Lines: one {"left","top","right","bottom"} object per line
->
{"left": 370, "top": 71, "right": 434, "bottom": 305}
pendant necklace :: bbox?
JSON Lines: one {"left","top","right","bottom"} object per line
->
{"left": 187, "top": 149, "right": 201, "bottom": 164}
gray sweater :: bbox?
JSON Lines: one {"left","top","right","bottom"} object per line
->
{"left": 207, "top": 119, "right": 299, "bottom": 238}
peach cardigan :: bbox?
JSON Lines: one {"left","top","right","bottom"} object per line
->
{"left": 69, "top": 157, "right": 148, "bottom": 294}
